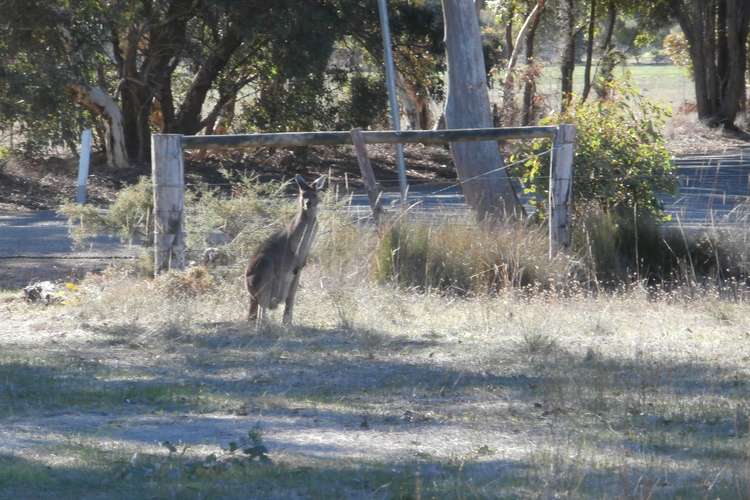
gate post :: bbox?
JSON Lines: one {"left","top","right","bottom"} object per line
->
{"left": 350, "top": 128, "right": 385, "bottom": 229}
{"left": 549, "top": 124, "right": 575, "bottom": 258}
{"left": 151, "top": 134, "right": 186, "bottom": 274}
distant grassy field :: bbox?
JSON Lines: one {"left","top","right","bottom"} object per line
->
{"left": 535, "top": 64, "right": 694, "bottom": 111}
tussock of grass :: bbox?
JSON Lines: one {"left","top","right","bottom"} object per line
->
{"left": 372, "top": 218, "right": 574, "bottom": 294}
{"left": 576, "top": 206, "right": 750, "bottom": 288}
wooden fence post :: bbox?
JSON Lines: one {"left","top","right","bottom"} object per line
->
{"left": 549, "top": 124, "right": 575, "bottom": 258}
{"left": 151, "top": 134, "right": 186, "bottom": 274}
{"left": 350, "top": 128, "right": 385, "bottom": 228}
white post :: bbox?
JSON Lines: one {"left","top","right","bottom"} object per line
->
{"left": 151, "top": 134, "right": 186, "bottom": 274}
{"left": 377, "top": 0, "right": 409, "bottom": 205}
{"left": 76, "top": 129, "right": 93, "bottom": 204}
{"left": 549, "top": 124, "right": 575, "bottom": 258}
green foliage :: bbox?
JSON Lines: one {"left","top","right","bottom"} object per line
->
{"left": 336, "top": 73, "right": 388, "bottom": 129}
{"left": 662, "top": 32, "right": 691, "bottom": 72}
{"left": 514, "top": 79, "right": 676, "bottom": 218}
{"left": 0, "top": 0, "right": 102, "bottom": 156}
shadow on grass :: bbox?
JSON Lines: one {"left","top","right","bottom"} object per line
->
{"left": 0, "top": 448, "right": 531, "bottom": 499}
{"left": 2, "top": 438, "right": 748, "bottom": 499}
{"left": 0, "top": 357, "right": 229, "bottom": 418}
{"left": 3, "top": 319, "right": 750, "bottom": 496}
{"left": 74, "top": 319, "right": 750, "bottom": 414}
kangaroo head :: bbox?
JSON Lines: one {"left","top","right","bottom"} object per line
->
{"left": 295, "top": 174, "right": 326, "bottom": 214}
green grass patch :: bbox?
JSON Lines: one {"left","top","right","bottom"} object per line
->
{"left": 0, "top": 355, "right": 229, "bottom": 417}
{"left": 535, "top": 63, "right": 694, "bottom": 109}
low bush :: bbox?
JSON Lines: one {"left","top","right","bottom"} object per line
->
{"left": 59, "top": 176, "right": 153, "bottom": 246}
{"left": 513, "top": 78, "right": 676, "bottom": 218}
{"left": 184, "top": 172, "right": 296, "bottom": 262}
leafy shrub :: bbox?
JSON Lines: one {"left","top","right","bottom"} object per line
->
{"left": 185, "top": 172, "right": 296, "bottom": 262}
{"left": 60, "top": 176, "right": 153, "bottom": 247}
{"left": 514, "top": 79, "right": 677, "bottom": 219}
{"left": 106, "top": 176, "right": 153, "bottom": 243}
{"left": 58, "top": 202, "right": 109, "bottom": 245}
{"left": 336, "top": 73, "right": 388, "bottom": 129}
{"left": 662, "top": 32, "right": 691, "bottom": 71}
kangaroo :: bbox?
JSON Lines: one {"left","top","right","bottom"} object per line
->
{"left": 245, "top": 174, "right": 326, "bottom": 326}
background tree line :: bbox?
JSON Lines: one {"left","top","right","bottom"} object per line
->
{"left": 0, "top": 0, "right": 748, "bottom": 169}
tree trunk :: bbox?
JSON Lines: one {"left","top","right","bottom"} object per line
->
{"left": 560, "top": 0, "right": 576, "bottom": 111}
{"left": 718, "top": 0, "right": 749, "bottom": 127}
{"left": 502, "top": 0, "right": 544, "bottom": 125}
{"left": 522, "top": 0, "right": 545, "bottom": 125}
{"left": 442, "top": 0, "right": 523, "bottom": 219}
{"left": 671, "top": 0, "right": 750, "bottom": 128}
{"left": 120, "top": 81, "right": 152, "bottom": 164}
{"left": 68, "top": 84, "right": 129, "bottom": 169}
{"left": 172, "top": 28, "right": 243, "bottom": 135}
{"left": 600, "top": 1, "right": 616, "bottom": 52}
{"left": 581, "top": 0, "right": 597, "bottom": 102}
{"left": 504, "top": 4, "right": 515, "bottom": 62}
{"left": 397, "top": 71, "right": 434, "bottom": 130}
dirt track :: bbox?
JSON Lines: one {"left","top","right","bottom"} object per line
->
{"left": 0, "top": 210, "right": 136, "bottom": 288}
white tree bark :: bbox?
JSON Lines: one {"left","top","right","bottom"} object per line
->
{"left": 69, "top": 84, "right": 129, "bottom": 169}
{"left": 442, "top": 0, "right": 523, "bottom": 218}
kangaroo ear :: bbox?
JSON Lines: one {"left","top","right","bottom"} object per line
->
{"left": 312, "top": 175, "right": 327, "bottom": 191}
{"left": 295, "top": 174, "right": 312, "bottom": 191}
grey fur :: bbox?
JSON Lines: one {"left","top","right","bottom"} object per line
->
{"left": 245, "top": 175, "right": 326, "bottom": 326}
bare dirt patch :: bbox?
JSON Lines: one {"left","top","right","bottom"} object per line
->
{"left": 665, "top": 112, "right": 750, "bottom": 155}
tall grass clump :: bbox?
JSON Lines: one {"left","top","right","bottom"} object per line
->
{"left": 372, "top": 217, "right": 573, "bottom": 294}
{"left": 576, "top": 206, "right": 750, "bottom": 288}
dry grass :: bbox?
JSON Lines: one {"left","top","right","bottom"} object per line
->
{"left": 2, "top": 255, "right": 750, "bottom": 498}
{"left": 664, "top": 111, "right": 750, "bottom": 155}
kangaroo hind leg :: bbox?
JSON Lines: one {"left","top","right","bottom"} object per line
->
{"left": 282, "top": 271, "right": 301, "bottom": 326}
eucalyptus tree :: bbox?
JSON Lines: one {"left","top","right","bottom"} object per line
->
{"left": 0, "top": 0, "right": 343, "bottom": 166}
{"left": 442, "top": 0, "right": 523, "bottom": 218}
{"left": 668, "top": 0, "right": 749, "bottom": 130}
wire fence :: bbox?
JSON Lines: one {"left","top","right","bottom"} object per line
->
{"left": 179, "top": 144, "right": 750, "bottom": 226}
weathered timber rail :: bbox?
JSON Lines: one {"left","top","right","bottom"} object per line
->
{"left": 180, "top": 126, "right": 558, "bottom": 150}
